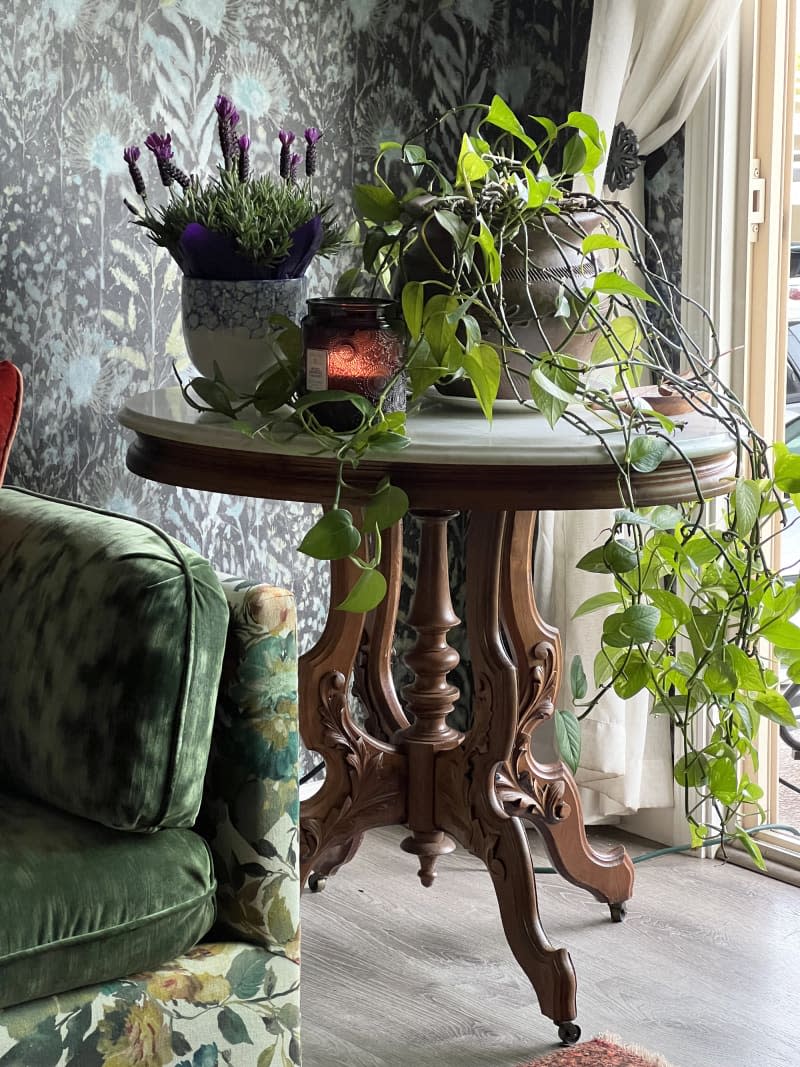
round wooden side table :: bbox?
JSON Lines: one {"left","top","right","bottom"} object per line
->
{"left": 119, "top": 387, "right": 735, "bottom": 1042}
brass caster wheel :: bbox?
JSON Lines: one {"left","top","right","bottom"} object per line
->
{"left": 557, "top": 1022, "right": 581, "bottom": 1046}
{"left": 308, "top": 873, "right": 327, "bottom": 893}
{"left": 610, "top": 902, "right": 627, "bottom": 923}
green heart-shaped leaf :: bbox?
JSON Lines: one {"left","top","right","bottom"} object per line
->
{"left": 554, "top": 709, "right": 581, "bottom": 773}
{"left": 299, "top": 509, "right": 361, "bottom": 561}
{"left": 337, "top": 568, "right": 388, "bottom": 613}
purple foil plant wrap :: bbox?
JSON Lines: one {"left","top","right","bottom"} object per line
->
{"left": 177, "top": 217, "right": 323, "bottom": 280}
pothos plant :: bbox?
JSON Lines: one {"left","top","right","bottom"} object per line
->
{"left": 181, "top": 95, "right": 800, "bottom": 862}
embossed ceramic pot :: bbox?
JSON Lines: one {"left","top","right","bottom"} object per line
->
{"left": 400, "top": 204, "right": 609, "bottom": 401}
{"left": 181, "top": 276, "right": 307, "bottom": 395}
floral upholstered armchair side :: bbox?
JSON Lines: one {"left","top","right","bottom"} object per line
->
{"left": 0, "top": 578, "right": 301, "bottom": 1067}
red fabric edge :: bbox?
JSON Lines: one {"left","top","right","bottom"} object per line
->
{"left": 0, "top": 361, "right": 23, "bottom": 486}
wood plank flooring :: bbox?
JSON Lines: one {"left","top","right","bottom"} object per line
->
{"left": 301, "top": 825, "right": 799, "bottom": 1067}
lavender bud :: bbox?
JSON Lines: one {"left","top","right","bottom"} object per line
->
{"left": 165, "top": 161, "right": 191, "bottom": 190}
{"left": 123, "top": 197, "right": 142, "bottom": 215}
{"left": 123, "top": 144, "right": 146, "bottom": 197}
{"left": 156, "top": 157, "right": 173, "bottom": 187}
{"left": 303, "top": 128, "right": 322, "bottom": 177}
{"left": 218, "top": 113, "right": 234, "bottom": 168}
{"left": 214, "top": 96, "right": 241, "bottom": 169}
{"left": 214, "top": 95, "right": 236, "bottom": 121}
{"left": 237, "top": 134, "right": 251, "bottom": 182}
{"left": 289, "top": 151, "right": 301, "bottom": 184}
{"left": 279, "top": 129, "right": 295, "bottom": 180}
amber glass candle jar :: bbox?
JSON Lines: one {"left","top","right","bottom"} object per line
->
{"left": 301, "top": 298, "right": 406, "bottom": 431}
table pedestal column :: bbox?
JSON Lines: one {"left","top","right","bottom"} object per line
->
{"left": 394, "top": 510, "right": 460, "bottom": 886}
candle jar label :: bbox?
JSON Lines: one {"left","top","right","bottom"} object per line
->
{"left": 305, "top": 348, "right": 329, "bottom": 391}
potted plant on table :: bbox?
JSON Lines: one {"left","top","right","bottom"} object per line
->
{"left": 122, "top": 95, "right": 343, "bottom": 394}
{"left": 178, "top": 94, "right": 800, "bottom": 861}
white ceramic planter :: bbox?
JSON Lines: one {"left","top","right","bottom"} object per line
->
{"left": 181, "top": 277, "right": 307, "bottom": 395}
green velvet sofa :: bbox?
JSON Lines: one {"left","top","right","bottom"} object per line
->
{"left": 0, "top": 487, "right": 301, "bottom": 1067}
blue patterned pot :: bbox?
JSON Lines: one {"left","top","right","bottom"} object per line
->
{"left": 181, "top": 277, "right": 307, "bottom": 395}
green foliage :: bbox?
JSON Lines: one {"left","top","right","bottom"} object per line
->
{"left": 555, "top": 709, "right": 581, "bottom": 773}
{"left": 135, "top": 169, "right": 343, "bottom": 269}
{"left": 572, "top": 470, "right": 798, "bottom": 861}
{"left": 342, "top": 95, "right": 616, "bottom": 412}
{"left": 179, "top": 94, "right": 800, "bottom": 861}
{"left": 124, "top": 98, "right": 343, "bottom": 273}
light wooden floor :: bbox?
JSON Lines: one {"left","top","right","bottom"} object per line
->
{"left": 301, "top": 825, "right": 799, "bottom": 1067}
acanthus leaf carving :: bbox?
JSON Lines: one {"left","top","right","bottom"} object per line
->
{"left": 301, "top": 669, "right": 406, "bottom": 873}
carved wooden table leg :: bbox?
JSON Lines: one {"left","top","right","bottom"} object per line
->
{"left": 355, "top": 519, "right": 409, "bottom": 742}
{"left": 496, "top": 510, "right": 635, "bottom": 913}
{"left": 300, "top": 549, "right": 407, "bottom": 889}
{"left": 435, "top": 510, "right": 577, "bottom": 1030}
{"left": 394, "top": 510, "right": 461, "bottom": 887}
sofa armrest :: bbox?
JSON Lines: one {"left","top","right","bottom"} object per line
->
{"left": 199, "top": 578, "right": 300, "bottom": 960}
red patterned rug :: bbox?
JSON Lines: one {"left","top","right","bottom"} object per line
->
{"left": 518, "top": 1034, "right": 678, "bottom": 1067}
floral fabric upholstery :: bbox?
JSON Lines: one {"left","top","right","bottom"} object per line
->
{"left": 0, "top": 579, "right": 301, "bottom": 1067}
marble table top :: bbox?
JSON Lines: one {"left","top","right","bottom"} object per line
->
{"left": 119, "top": 387, "right": 735, "bottom": 470}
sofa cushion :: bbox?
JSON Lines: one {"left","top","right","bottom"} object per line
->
{"left": 0, "top": 487, "right": 229, "bottom": 831}
{"left": 0, "top": 791, "right": 217, "bottom": 1009}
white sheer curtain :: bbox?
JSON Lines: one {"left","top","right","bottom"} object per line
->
{"left": 534, "top": 0, "right": 743, "bottom": 823}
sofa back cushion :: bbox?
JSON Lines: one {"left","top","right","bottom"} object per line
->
{"left": 0, "top": 488, "right": 229, "bottom": 831}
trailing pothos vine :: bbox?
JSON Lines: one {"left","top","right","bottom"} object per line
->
{"left": 181, "top": 95, "right": 800, "bottom": 864}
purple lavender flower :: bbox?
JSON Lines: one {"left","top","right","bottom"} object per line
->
{"left": 144, "top": 132, "right": 177, "bottom": 187}
{"left": 214, "top": 94, "right": 237, "bottom": 121}
{"left": 123, "top": 144, "right": 146, "bottom": 197}
{"left": 279, "top": 129, "right": 295, "bottom": 180}
{"left": 144, "top": 132, "right": 173, "bottom": 160}
{"left": 215, "top": 94, "right": 240, "bottom": 169}
{"left": 304, "top": 126, "right": 322, "bottom": 177}
{"left": 289, "top": 151, "right": 301, "bottom": 184}
{"left": 237, "top": 134, "right": 251, "bottom": 182}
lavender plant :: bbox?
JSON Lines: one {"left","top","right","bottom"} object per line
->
{"left": 122, "top": 96, "right": 342, "bottom": 280}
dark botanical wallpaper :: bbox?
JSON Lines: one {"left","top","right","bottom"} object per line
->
{"left": 0, "top": 0, "right": 625, "bottom": 771}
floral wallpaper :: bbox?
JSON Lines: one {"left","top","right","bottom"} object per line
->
{"left": 1, "top": 0, "right": 598, "bottom": 769}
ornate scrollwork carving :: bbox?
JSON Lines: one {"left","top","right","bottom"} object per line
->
{"left": 300, "top": 670, "right": 406, "bottom": 877}
{"left": 496, "top": 766, "right": 571, "bottom": 825}
{"left": 524, "top": 639, "right": 559, "bottom": 723}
